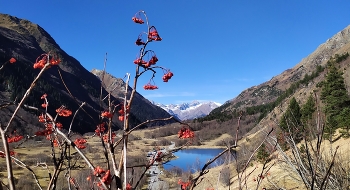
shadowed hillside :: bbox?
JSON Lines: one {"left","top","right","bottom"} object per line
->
{"left": 0, "top": 13, "right": 174, "bottom": 134}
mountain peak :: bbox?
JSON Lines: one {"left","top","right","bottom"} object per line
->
{"left": 155, "top": 101, "right": 222, "bottom": 121}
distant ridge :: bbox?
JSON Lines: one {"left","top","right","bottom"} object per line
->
{"left": 154, "top": 101, "right": 221, "bottom": 121}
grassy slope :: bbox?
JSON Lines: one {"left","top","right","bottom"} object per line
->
{"left": 2, "top": 126, "right": 350, "bottom": 190}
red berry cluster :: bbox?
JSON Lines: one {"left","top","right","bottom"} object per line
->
{"left": 162, "top": 71, "right": 173, "bottom": 82}
{"left": 178, "top": 179, "right": 191, "bottom": 190}
{"left": 56, "top": 106, "right": 72, "bottom": 117}
{"left": 126, "top": 183, "right": 132, "bottom": 190}
{"left": 55, "top": 122, "right": 63, "bottom": 129}
{"left": 103, "top": 132, "right": 116, "bottom": 143}
{"left": 52, "top": 138, "right": 59, "bottom": 147}
{"left": 100, "top": 170, "right": 112, "bottom": 186}
{"left": 36, "top": 94, "right": 67, "bottom": 138}
{"left": 38, "top": 113, "right": 50, "bottom": 123}
{"left": 101, "top": 111, "right": 113, "bottom": 118}
{"left": 148, "top": 55, "right": 158, "bottom": 65}
{"left": 41, "top": 93, "right": 48, "bottom": 108}
{"left": 155, "top": 151, "right": 162, "bottom": 162}
{"left": 145, "top": 55, "right": 158, "bottom": 68}
{"left": 117, "top": 105, "right": 129, "bottom": 121}
{"left": 132, "top": 16, "right": 144, "bottom": 24}
{"left": 148, "top": 26, "right": 162, "bottom": 41}
{"left": 7, "top": 134, "right": 23, "bottom": 143}
{"left": 95, "top": 123, "right": 106, "bottom": 136}
{"left": 133, "top": 54, "right": 158, "bottom": 68}
{"left": 35, "top": 130, "right": 50, "bottom": 136}
{"left": 94, "top": 166, "right": 112, "bottom": 186}
{"left": 0, "top": 151, "right": 15, "bottom": 158}
{"left": 35, "top": 121, "right": 55, "bottom": 136}
{"left": 135, "top": 33, "right": 146, "bottom": 46}
{"left": 37, "top": 122, "right": 62, "bottom": 135}
{"left": 94, "top": 166, "right": 105, "bottom": 175}
{"left": 135, "top": 38, "right": 145, "bottom": 46}
{"left": 132, "top": 11, "right": 174, "bottom": 91}
{"left": 33, "top": 53, "right": 61, "bottom": 69}
{"left": 143, "top": 83, "right": 158, "bottom": 90}
{"left": 9, "top": 57, "right": 16, "bottom": 64}
{"left": 178, "top": 127, "right": 194, "bottom": 139}
{"left": 148, "top": 151, "right": 163, "bottom": 165}
{"left": 74, "top": 138, "right": 87, "bottom": 149}
{"left": 133, "top": 58, "right": 147, "bottom": 65}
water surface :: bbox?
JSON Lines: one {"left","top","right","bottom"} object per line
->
{"left": 163, "top": 148, "right": 232, "bottom": 173}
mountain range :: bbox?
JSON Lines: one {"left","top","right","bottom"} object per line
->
{"left": 1, "top": 12, "right": 350, "bottom": 143}
{"left": 154, "top": 101, "right": 221, "bottom": 121}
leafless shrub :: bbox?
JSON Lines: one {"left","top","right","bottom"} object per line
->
{"left": 23, "top": 153, "right": 51, "bottom": 165}
{"left": 215, "top": 138, "right": 235, "bottom": 146}
{"left": 167, "top": 166, "right": 183, "bottom": 177}
{"left": 15, "top": 173, "right": 37, "bottom": 190}
{"left": 220, "top": 166, "right": 231, "bottom": 186}
{"left": 158, "top": 138, "right": 171, "bottom": 146}
{"left": 266, "top": 92, "right": 348, "bottom": 190}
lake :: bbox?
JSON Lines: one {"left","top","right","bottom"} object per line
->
{"left": 163, "top": 148, "right": 233, "bottom": 173}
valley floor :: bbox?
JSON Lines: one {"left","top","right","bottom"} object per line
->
{"left": 2, "top": 127, "right": 350, "bottom": 190}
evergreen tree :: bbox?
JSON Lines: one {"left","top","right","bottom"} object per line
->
{"left": 337, "top": 107, "right": 350, "bottom": 137}
{"left": 320, "top": 63, "right": 350, "bottom": 138}
{"left": 256, "top": 143, "right": 270, "bottom": 163}
{"left": 301, "top": 95, "right": 316, "bottom": 126}
{"left": 280, "top": 97, "right": 302, "bottom": 141}
{"left": 280, "top": 97, "right": 301, "bottom": 130}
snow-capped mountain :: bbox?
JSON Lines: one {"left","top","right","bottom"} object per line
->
{"left": 154, "top": 101, "right": 222, "bottom": 121}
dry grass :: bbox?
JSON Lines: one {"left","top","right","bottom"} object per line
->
{"left": 188, "top": 128, "right": 350, "bottom": 190}
{"left": 191, "top": 133, "right": 233, "bottom": 149}
{"left": 3, "top": 124, "right": 350, "bottom": 190}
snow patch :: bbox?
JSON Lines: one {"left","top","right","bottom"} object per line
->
{"left": 154, "top": 101, "right": 222, "bottom": 121}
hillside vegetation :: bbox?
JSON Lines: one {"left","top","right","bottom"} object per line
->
{"left": 1, "top": 10, "right": 350, "bottom": 190}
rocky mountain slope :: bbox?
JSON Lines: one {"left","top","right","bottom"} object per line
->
{"left": 206, "top": 24, "right": 350, "bottom": 139}
{"left": 0, "top": 13, "right": 173, "bottom": 134}
{"left": 225, "top": 25, "right": 350, "bottom": 112}
{"left": 91, "top": 69, "right": 175, "bottom": 125}
{"left": 155, "top": 101, "right": 221, "bottom": 121}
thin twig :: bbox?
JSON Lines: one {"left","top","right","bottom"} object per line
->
{"left": 238, "top": 128, "right": 273, "bottom": 189}
{"left": 68, "top": 102, "right": 86, "bottom": 135}
{"left": 320, "top": 146, "right": 339, "bottom": 190}
{"left": 44, "top": 113, "right": 109, "bottom": 190}
{"left": 190, "top": 144, "right": 237, "bottom": 189}
{"left": 4, "top": 151, "right": 44, "bottom": 190}
{"left": 4, "top": 63, "right": 50, "bottom": 132}
{"left": 0, "top": 127, "right": 15, "bottom": 190}
{"left": 57, "top": 67, "right": 95, "bottom": 122}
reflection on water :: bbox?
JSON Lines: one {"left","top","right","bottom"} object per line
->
{"left": 163, "top": 148, "right": 234, "bottom": 173}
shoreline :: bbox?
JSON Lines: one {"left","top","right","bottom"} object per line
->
{"left": 183, "top": 145, "right": 226, "bottom": 149}
{"left": 170, "top": 144, "right": 226, "bottom": 150}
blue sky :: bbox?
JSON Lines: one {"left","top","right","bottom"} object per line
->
{"left": 1, "top": 1, "right": 350, "bottom": 105}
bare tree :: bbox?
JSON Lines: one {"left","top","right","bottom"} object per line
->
{"left": 266, "top": 92, "right": 348, "bottom": 190}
